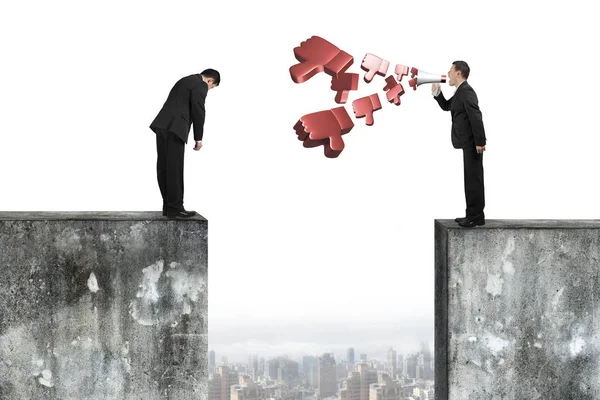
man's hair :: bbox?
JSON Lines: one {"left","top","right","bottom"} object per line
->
{"left": 452, "top": 61, "right": 470, "bottom": 80}
{"left": 201, "top": 68, "right": 221, "bottom": 86}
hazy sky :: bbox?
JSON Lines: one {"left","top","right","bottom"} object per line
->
{"left": 1, "top": 0, "right": 599, "bottom": 363}
{"left": 209, "top": 317, "right": 434, "bottom": 363}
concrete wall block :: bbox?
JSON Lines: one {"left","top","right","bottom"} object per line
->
{"left": 435, "top": 220, "right": 600, "bottom": 400}
{"left": 0, "top": 212, "right": 208, "bottom": 400}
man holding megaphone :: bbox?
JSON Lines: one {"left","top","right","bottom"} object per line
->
{"left": 432, "top": 61, "right": 486, "bottom": 228}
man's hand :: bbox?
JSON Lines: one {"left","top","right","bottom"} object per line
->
{"left": 432, "top": 83, "right": 441, "bottom": 96}
{"left": 476, "top": 145, "right": 486, "bottom": 153}
{"left": 193, "top": 141, "right": 203, "bottom": 151}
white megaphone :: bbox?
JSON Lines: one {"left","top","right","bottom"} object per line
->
{"left": 408, "top": 67, "right": 447, "bottom": 90}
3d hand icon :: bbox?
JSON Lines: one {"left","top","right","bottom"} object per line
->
{"left": 294, "top": 106, "right": 354, "bottom": 158}
{"left": 361, "top": 53, "right": 390, "bottom": 83}
{"left": 394, "top": 64, "right": 409, "bottom": 82}
{"left": 383, "top": 76, "right": 405, "bottom": 106}
{"left": 290, "top": 36, "right": 354, "bottom": 83}
{"left": 408, "top": 67, "right": 420, "bottom": 90}
{"left": 352, "top": 94, "right": 382, "bottom": 126}
{"left": 330, "top": 73, "right": 359, "bottom": 104}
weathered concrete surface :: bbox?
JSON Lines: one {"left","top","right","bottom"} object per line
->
{"left": 435, "top": 220, "right": 600, "bottom": 400}
{"left": 0, "top": 212, "right": 208, "bottom": 400}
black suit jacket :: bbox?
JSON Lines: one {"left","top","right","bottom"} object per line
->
{"left": 434, "top": 81, "right": 486, "bottom": 149}
{"left": 150, "top": 74, "right": 208, "bottom": 144}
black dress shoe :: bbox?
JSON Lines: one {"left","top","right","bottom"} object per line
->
{"left": 166, "top": 209, "right": 197, "bottom": 219}
{"left": 458, "top": 216, "right": 485, "bottom": 228}
{"left": 455, "top": 217, "right": 468, "bottom": 223}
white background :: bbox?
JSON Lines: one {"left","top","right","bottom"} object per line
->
{"left": 1, "top": 0, "right": 599, "bottom": 362}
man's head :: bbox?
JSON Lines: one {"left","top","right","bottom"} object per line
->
{"left": 201, "top": 68, "right": 221, "bottom": 90}
{"left": 448, "top": 61, "right": 469, "bottom": 87}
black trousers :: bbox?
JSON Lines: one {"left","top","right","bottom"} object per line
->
{"left": 462, "top": 147, "right": 485, "bottom": 217}
{"left": 156, "top": 129, "right": 185, "bottom": 211}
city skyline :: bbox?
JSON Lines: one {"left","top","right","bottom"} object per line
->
{"left": 208, "top": 343, "right": 435, "bottom": 400}
{"left": 208, "top": 320, "right": 434, "bottom": 361}
{"left": 209, "top": 316, "right": 433, "bottom": 363}
{"left": 208, "top": 340, "right": 433, "bottom": 366}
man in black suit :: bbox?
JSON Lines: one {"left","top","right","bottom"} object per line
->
{"left": 432, "top": 61, "right": 486, "bottom": 228}
{"left": 150, "top": 69, "right": 220, "bottom": 218}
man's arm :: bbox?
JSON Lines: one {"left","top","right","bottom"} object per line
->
{"left": 191, "top": 83, "right": 208, "bottom": 142}
{"left": 463, "top": 88, "right": 486, "bottom": 147}
{"left": 432, "top": 83, "right": 451, "bottom": 111}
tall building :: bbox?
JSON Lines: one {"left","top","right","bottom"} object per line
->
{"left": 302, "top": 355, "right": 319, "bottom": 388}
{"left": 360, "top": 354, "right": 367, "bottom": 362}
{"left": 429, "top": 357, "right": 435, "bottom": 380}
{"left": 336, "top": 362, "right": 349, "bottom": 383}
{"left": 405, "top": 354, "right": 417, "bottom": 379}
{"left": 259, "top": 357, "right": 265, "bottom": 377}
{"left": 386, "top": 348, "right": 397, "bottom": 379}
{"left": 347, "top": 348, "right": 355, "bottom": 365}
{"left": 209, "top": 350, "right": 216, "bottom": 373}
{"left": 339, "top": 372, "right": 360, "bottom": 400}
{"left": 231, "top": 375, "right": 267, "bottom": 400}
{"left": 208, "top": 372, "right": 221, "bottom": 400}
{"left": 221, "top": 356, "right": 229, "bottom": 365}
{"left": 248, "top": 354, "right": 259, "bottom": 379}
{"left": 277, "top": 358, "right": 300, "bottom": 387}
{"left": 309, "top": 365, "right": 319, "bottom": 389}
{"left": 369, "top": 374, "right": 401, "bottom": 400}
{"left": 396, "top": 355, "right": 404, "bottom": 378}
{"left": 338, "top": 363, "right": 377, "bottom": 400}
{"left": 416, "top": 353, "right": 424, "bottom": 380}
{"left": 420, "top": 342, "right": 433, "bottom": 380}
{"left": 318, "top": 353, "right": 337, "bottom": 398}
{"left": 208, "top": 365, "right": 239, "bottom": 400}
{"left": 400, "top": 383, "right": 417, "bottom": 399}
{"left": 420, "top": 342, "right": 431, "bottom": 360}
{"left": 265, "top": 358, "right": 278, "bottom": 380}
{"left": 357, "top": 363, "right": 377, "bottom": 400}
{"left": 265, "top": 356, "right": 299, "bottom": 385}
{"left": 303, "top": 355, "right": 318, "bottom": 373}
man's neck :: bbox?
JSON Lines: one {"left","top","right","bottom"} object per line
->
{"left": 455, "top": 79, "right": 466, "bottom": 88}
